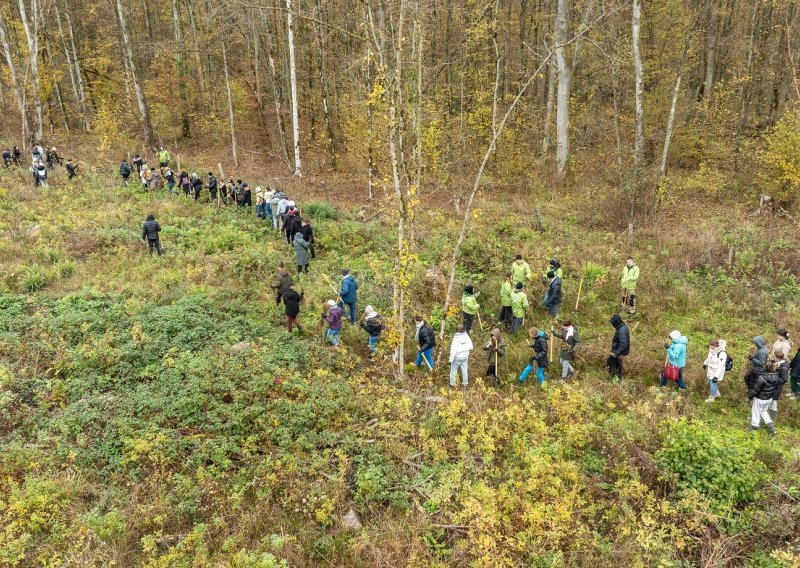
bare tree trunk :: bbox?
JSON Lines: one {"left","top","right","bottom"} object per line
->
{"left": 611, "top": 58, "right": 624, "bottom": 188}
{"left": 632, "top": 0, "right": 644, "bottom": 189}
{"left": 657, "top": 42, "right": 690, "bottom": 185}
{"left": 571, "top": 0, "right": 595, "bottom": 75}
{"left": 221, "top": 37, "right": 239, "bottom": 167}
{"left": 0, "top": 8, "right": 29, "bottom": 143}
{"left": 18, "top": 0, "right": 44, "bottom": 142}
{"left": 63, "top": 0, "right": 89, "bottom": 128}
{"left": 184, "top": 0, "right": 206, "bottom": 93}
{"left": 734, "top": 2, "right": 759, "bottom": 171}
{"left": 541, "top": 60, "right": 556, "bottom": 155}
{"left": 54, "top": 3, "right": 80, "bottom": 122}
{"left": 115, "top": 0, "right": 156, "bottom": 147}
{"left": 263, "top": 20, "right": 293, "bottom": 171}
{"left": 286, "top": 0, "right": 302, "bottom": 176}
{"left": 43, "top": 38, "right": 70, "bottom": 134}
{"left": 366, "top": 40, "right": 375, "bottom": 200}
{"left": 314, "top": 0, "right": 337, "bottom": 169}
{"left": 172, "top": 0, "right": 191, "bottom": 138}
{"left": 554, "top": 0, "right": 571, "bottom": 178}
{"left": 703, "top": 0, "right": 719, "bottom": 101}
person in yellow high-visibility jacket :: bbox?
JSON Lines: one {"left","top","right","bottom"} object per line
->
{"left": 461, "top": 285, "right": 480, "bottom": 335}
{"left": 621, "top": 257, "right": 640, "bottom": 315}
{"left": 511, "top": 255, "right": 531, "bottom": 286}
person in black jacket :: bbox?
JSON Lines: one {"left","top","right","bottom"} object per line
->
{"left": 190, "top": 173, "right": 203, "bottom": 200}
{"left": 748, "top": 359, "right": 784, "bottom": 434}
{"left": 207, "top": 173, "right": 218, "bottom": 202}
{"left": 283, "top": 282, "right": 304, "bottom": 334}
{"left": 414, "top": 315, "right": 436, "bottom": 371}
{"left": 361, "top": 306, "right": 385, "bottom": 359}
{"left": 543, "top": 270, "right": 563, "bottom": 318}
{"left": 2, "top": 149, "right": 11, "bottom": 167}
{"left": 789, "top": 347, "right": 800, "bottom": 399}
{"left": 133, "top": 154, "right": 144, "bottom": 175}
{"left": 65, "top": 160, "right": 78, "bottom": 180}
{"left": 270, "top": 263, "right": 293, "bottom": 305}
{"left": 12, "top": 146, "right": 21, "bottom": 165}
{"left": 301, "top": 220, "right": 316, "bottom": 259}
{"left": 607, "top": 314, "right": 630, "bottom": 381}
{"left": 120, "top": 159, "right": 132, "bottom": 184}
{"left": 141, "top": 213, "right": 163, "bottom": 256}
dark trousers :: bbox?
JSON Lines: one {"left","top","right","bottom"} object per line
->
{"left": 499, "top": 305, "right": 513, "bottom": 328}
{"left": 147, "top": 238, "right": 163, "bottom": 256}
{"left": 607, "top": 355, "right": 624, "bottom": 380}
{"left": 297, "top": 264, "right": 309, "bottom": 274}
{"left": 463, "top": 312, "right": 475, "bottom": 334}
{"left": 276, "top": 293, "right": 283, "bottom": 305}
{"left": 286, "top": 315, "right": 302, "bottom": 333}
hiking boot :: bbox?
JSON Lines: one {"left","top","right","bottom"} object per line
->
{"left": 769, "top": 409, "right": 777, "bottom": 423}
{"left": 766, "top": 422, "right": 777, "bottom": 436}
{"left": 747, "top": 425, "right": 759, "bottom": 432}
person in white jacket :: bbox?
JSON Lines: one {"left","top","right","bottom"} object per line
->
{"left": 703, "top": 339, "right": 728, "bottom": 402}
{"left": 449, "top": 324, "right": 474, "bottom": 388}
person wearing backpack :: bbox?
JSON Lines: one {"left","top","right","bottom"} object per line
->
{"left": 119, "top": 159, "right": 132, "bottom": 184}
{"left": 703, "top": 339, "right": 730, "bottom": 402}
{"left": 661, "top": 330, "right": 688, "bottom": 391}
{"left": 360, "top": 305, "right": 385, "bottom": 358}
{"left": 553, "top": 320, "right": 580, "bottom": 382}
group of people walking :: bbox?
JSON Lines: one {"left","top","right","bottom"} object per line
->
{"left": 2, "top": 142, "right": 78, "bottom": 186}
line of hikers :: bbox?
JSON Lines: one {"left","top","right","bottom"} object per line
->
{"left": 2, "top": 142, "right": 79, "bottom": 186}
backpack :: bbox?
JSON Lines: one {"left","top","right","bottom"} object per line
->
{"left": 721, "top": 351, "right": 733, "bottom": 373}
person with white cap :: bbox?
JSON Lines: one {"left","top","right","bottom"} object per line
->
{"left": 256, "top": 187, "right": 268, "bottom": 220}
{"left": 323, "top": 299, "right": 343, "bottom": 347}
{"left": 661, "top": 329, "right": 688, "bottom": 390}
{"left": 360, "top": 305, "right": 385, "bottom": 358}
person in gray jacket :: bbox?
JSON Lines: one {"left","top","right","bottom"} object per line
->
{"left": 293, "top": 232, "right": 311, "bottom": 274}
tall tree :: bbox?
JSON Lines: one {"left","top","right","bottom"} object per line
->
{"left": 631, "top": 0, "right": 644, "bottom": 191}
{"left": 115, "top": 0, "right": 156, "bottom": 147}
{"left": 172, "top": 0, "right": 191, "bottom": 138}
{"left": 0, "top": 7, "right": 29, "bottom": 143}
{"left": 554, "top": 0, "right": 571, "bottom": 179}
{"left": 18, "top": 0, "right": 44, "bottom": 142}
{"left": 286, "top": 0, "right": 302, "bottom": 176}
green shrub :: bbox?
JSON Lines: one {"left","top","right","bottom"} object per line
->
{"left": 656, "top": 419, "right": 762, "bottom": 511}
{"left": 20, "top": 265, "right": 48, "bottom": 292}
{"left": 84, "top": 508, "right": 125, "bottom": 543}
{"left": 56, "top": 261, "right": 76, "bottom": 279}
{"left": 303, "top": 201, "right": 339, "bottom": 220}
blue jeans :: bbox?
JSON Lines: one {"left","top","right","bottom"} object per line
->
{"left": 709, "top": 378, "right": 719, "bottom": 397}
{"left": 416, "top": 348, "right": 434, "bottom": 370}
{"left": 339, "top": 301, "right": 357, "bottom": 324}
{"left": 520, "top": 364, "right": 545, "bottom": 384}
{"left": 660, "top": 368, "right": 686, "bottom": 389}
{"left": 368, "top": 335, "right": 379, "bottom": 353}
{"left": 326, "top": 328, "right": 340, "bottom": 346}
{"left": 548, "top": 303, "right": 560, "bottom": 318}
{"left": 167, "top": 181, "right": 175, "bottom": 193}
{"left": 257, "top": 203, "right": 267, "bottom": 219}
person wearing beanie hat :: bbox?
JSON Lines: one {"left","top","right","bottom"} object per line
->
{"left": 542, "top": 269, "right": 563, "bottom": 318}
{"left": 774, "top": 329, "right": 792, "bottom": 361}
{"left": 483, "top": 328, "right": 506, "bottom": 386}
{"left": 360, "top": 305, "right": 385, "bottom": 358}
{"left": 608, "top": 315, "right": 630, "bottom": 381}
{"left": 498, "top": 272, "right": 514, "bottom": 329}
{"left": 323, "top": 299, "right": 343, "bottom": 347}
{"left": 207, "top": 172, "right": 218, "bottom": 202}
{"left": 338, "top": 270, "right": 359, "bottom": 324}
{"left": 661, "top": 330, "right": 688, "bottom": 390}
{"left": 510, "top": 282, "right": 529, "bottom": 333}
{"left": 511, "top": 255, "right": 531, "bottom": 286}
{"left": 461, "top": 285, "right": 480, "bottom": 335}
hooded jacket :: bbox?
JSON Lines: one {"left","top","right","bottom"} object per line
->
{"left": 511, "top": 261, "right": 531, "bottom": 285}
{"left": 553, "top": 325, "right": 580, "bottom": 361}
{"left": 500, "top": 281, "right": 513, "bottom": 307}
{"left": 271, "top": 270, "right": 293, "bottom": 295}
{"left": 483, "top": 329, "right": 507, "bottom": 363}
{"left": 283, "top": 289, "right": 303, "bottom": 317}
{"left": 416, "top": 322, "right": 436, "bottom": 352}
{"left": 530, "top": 331, "right": 549, "bottom": 366}
{"left": 340, "top": 274, "right": 358, "bottom": 303}
{"left": 461, "top": 292, "right": 480, "bottom": 315}
{"left": 293, "top": 233, "right": 310, "bottom": 265}
{"left": 621, "top": 264, "right": 640, "bottom": 291}
{"left": 750, "top": 336, "right": 768, "bottom": 374}
{"left": 544, "top": 276, "right": 563, "bottom": 307}
{"left": 141, "top": 215, "right": 161, "bottom": 240}
{"left": 666, "top": 335, "right": 688, "bottom": 368}
{"left": 325, "top": 305, "right": 343, "bottom": 331}
{"left": 790, "top": 349, "right": 800, "bottom": 379}
{"left": 511, "top": 289, "right": 529, "bottom": 318}
{"left": 703, "top": 340, "right": 728, "bottom": 381}
{"left": 361, "top": 311, "right": 384, "bottom": 337}
{"left": 120, "top": 162, "right": 131, "bottom": 177}
{"left": 610, "top": 315, "right": 630, "bottom": 357}
{"left": 449, "top": 331, "right": 474, "bottom": 363}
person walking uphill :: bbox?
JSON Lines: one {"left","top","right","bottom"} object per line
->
{"left": 141, "top": 213, "right": 163, "bottom": 257}
{"left": 361, "top": 306, "right": 385, "bottom": 358}
{"left": 293, "top": 232, "right": 311, "bottom": 274}
{"left": 499, "top": 272, "right": 514, "bottom": 329}
{"left": 323, "top": 300, "right": 343, "bottom": 347}
{"left": 449, "top": 324, "right": 473, "bottom": 388}
{"left": 748, "top": 359, "right": 783, "bottom": 434}
{"left": 511, "top": 255, "right": 531, "bottom": 286}
{"left": 339, "top": 270, "right": 359, "bottom": 324}
{"left": 553, "top": 320, "right": 580, "bottom": 382}
{"left": 283, "top": 282, "right": 304, "bottom": 335}
{"left": 607, "top": 315, "right": 630, "bottom": 381}
{"left": 703, "top": 339, "right": 729, "bottom": 402}
{"left": 461, "top": 286, "right": 480, "bottom": 334}
{"left": 157, "top": 147, "right": 170, "bottom": 168}
{"left": 415, "top": 316, "right": 436, "bottom": 371}
{"left": 789, "top": 347, "right": 800, "bottom": 399}
{"left": 120, "top": 159, "right": 132, "bottom": 184}
{"left": 483, "top": 328, "right": 506, "bottom": 386}
{"left": 746, "top": 336, "right": 769, "bottom": 387}
{"left": 270, "top": 263, "right": 293, "bottom": 305}
{"left": 661, "top": 330, "right": 688, "bottom": 390}
{"left": 621, "top": 257, "right": 639, "bottom": 315}
{"left": 520, "top": 327, "right": 549, "bottom": 384}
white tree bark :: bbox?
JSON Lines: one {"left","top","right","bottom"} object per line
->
{"left": 286, "top": 0, "right": 302, "bottom": 177}
{"left": 18, "top": 0, "right": 44, "bottom": 142}
{"left": 554, "top": 0, "right": 571, "bottom": 178}
{"left": 54, "top": 3, "right": 81, "bottom": 125}
{"left": 115, "top": 0, "right": 155, "bottom": 147}
{"left": 172, "top": 0, "right": 191, "bottom": 138}
{"left": 0, "top": 8, "right": 29, "bottom": 143}
{"left": 221, "top": 37, "right": 239, "bottom": 167}
{"left": 703, "top": 0, "right": 719, "bottom": 101}
{"left": 632, "top": 0, "right": 645, "bottom": 182}
{"left": 264, "top": 28, "right": 293, "bottom": 171}
{"left": 541, "top": 60, "right": 556, "bottom": 155}
{"left": 62, "top": 0, "right": 88, "bottom": 127}
{"left": 314, "top": 0, "right": 337, "bottom": 169}
{"left": 658, "top": 42, "right": 690, "bottom": 184}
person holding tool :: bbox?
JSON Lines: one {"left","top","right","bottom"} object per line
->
{"left": 621, "top": 257, "right": 639, "bottom": 315}
{"left": 414, "top": 316, "right": 436, "bottom": 371}
{"left": 461, "top": 285, "right": 480, "bottom": 335}
{"left": 483, "top": 328, "right": 506, "bottom": 386}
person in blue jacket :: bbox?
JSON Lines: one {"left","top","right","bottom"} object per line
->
{"left": 661, "top": 329, "right": 688, "bottom": 390}
{"left": 338, "top": 269, "right": 359, "bottom": 324}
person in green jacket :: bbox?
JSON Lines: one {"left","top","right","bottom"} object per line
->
{"left": 157, "top": 148, "right": 170, "bottom": 167}
{"left": 511, "top": 255, "right": 531, "bottom": 286}
{"left": 461, "top": 285, "right": 480, "bottom": 335}
{"left": 510, "top": 283, "right": 529, "bottom": 333}
{"left": 498, "top": 272, "right": 513, "bottom": 329}
{"left": 621, "top": 257, "right": 639, "bottom": 315}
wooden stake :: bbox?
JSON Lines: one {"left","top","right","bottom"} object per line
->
{"left": 574, "top": 276, "right": 584, "bottom": 312}
{"left": 217, "top": 163, "right": 224, "bottom": 207}
{"left": 535, "top": 208, "right": 543, "bottom": 232}
{"left": 549, "top": 325, "right": 554, "bottom": 363}
{"left": 476, "top": 311, "right": 484, "bottom": 332}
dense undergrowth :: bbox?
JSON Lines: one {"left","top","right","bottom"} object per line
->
{"left": 1, "top": 166, "right": 800, "bottom": 567}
